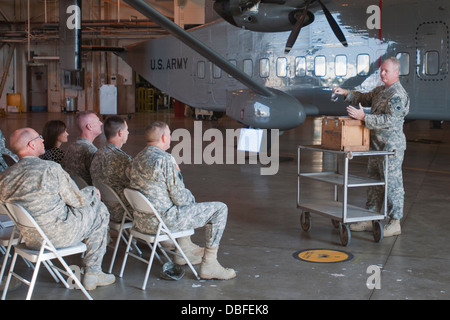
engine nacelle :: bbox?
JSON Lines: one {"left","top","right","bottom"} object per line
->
{"left": 213, "top": 0, "right": 314, "bottom": 32}
{"left": 226, "top": 88, "right": 306, "bottom": 130}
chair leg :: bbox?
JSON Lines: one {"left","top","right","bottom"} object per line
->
{"left": 156, "top": 242, "right": 172, "bottom": 262}
{"left": 119, "top": 233, "right": 133, "bottom": 278}
{"left": 26, "top": 259, "right": 43, "bottom": 300}
{"left": 131, "top": 237, "right": 142, "bottom": 255}
{"left": 55, "top": 255, "right": 93, "bottom": 300}
{"left": 141, "top": 239, "right": 159, "bottom": 290}
{"left": 170, "top": 235, "right": 200, "bottom": 280}
{"left": 108, "top": 229, "right": 122, "bottom": 274}
{"left": 0, "top": 227, "right": 17, "bottom": 283}
{"left": 120, "top": 229, "right": 142, "bottom": 255}
{"left": 0, "top": 246, "right": 12, "bottom": 284}
{"left": 1, "top": 251, "right": 18, "bottom": 300}
{"left": 140, "top": 226, "right": 165, "bottom": 290}
{"left": 43, "top": 260, "right": 62, "bottom": 283}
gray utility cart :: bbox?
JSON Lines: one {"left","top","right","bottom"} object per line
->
{"left": 297, "top": 145, "right": 394, "bottom": 246}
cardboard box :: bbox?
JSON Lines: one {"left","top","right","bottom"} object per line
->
{"left": 321, "top": 116, "right": 370, "bottom": 151}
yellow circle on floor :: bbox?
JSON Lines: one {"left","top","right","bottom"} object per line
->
{"left": 294, "top": 249, "right": 353, "bottom": 263}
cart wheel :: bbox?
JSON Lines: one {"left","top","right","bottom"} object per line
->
{"left": 339, "top": 223, "right": 351, "bottom": 246}
{"left": 372, "top": 221, "right": 383, "bottom": 243}
{"left": 300, "top": 212, "right": 311, "bottom": 232}
{"left": 331, "top": 219, "right": 340, "bottom": 229}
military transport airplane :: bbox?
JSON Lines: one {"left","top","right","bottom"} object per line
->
{"left": 118, "top": 0, "right": 450, "bottom": 130}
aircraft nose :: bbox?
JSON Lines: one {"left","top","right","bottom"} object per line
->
{"left": 213, "top": 0, "right": 238, "bottom": 27}
{"left": 226, "top": 88, "right": 306, "bottom": 130}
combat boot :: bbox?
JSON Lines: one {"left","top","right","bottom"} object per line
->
{"left": 173, "top": 236, "right": 204, "bottom": 265}
{"left": 83, "top": 271, "right": 115, "bottom": 290}
{"left": 384, "top": 219, "right": 401, "bottom": 237}
{"left": 349, "top": 221, "right": 373, "bottom": 231}
{"left": 199, "top": 246, "right": 236, "bottom": 280}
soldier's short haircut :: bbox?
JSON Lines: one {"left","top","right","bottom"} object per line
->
{"left": 10, "top": 128, "right": 35, "bottom": 154}
{"left": 76, "top": 111, "right": 98, "bottom": 132}
{"left": 145, "top": 121, "right": 168, "bottom": 143}
{"left": 384, "top": 57, "right": 401, "bottom": 72}
{"left": 104, "top": 115, "right": 126, "bottom": 140}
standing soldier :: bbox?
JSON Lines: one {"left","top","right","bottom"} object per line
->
{"left": 333, "top": 57, "right": 410, "bottom": 237}
{"left": 129, "top": 121, "right": 236, "bottom": 280}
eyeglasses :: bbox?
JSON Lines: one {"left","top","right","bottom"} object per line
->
{"left": 28, "top": 135, "right": 43, "bottom": 146}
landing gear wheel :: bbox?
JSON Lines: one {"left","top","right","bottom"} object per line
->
{"left": 339, "top": 223, "right": 351, "bottom": 246}
{"left": 372, "top": 221, "right": 383, "bottom": 243}
{"left": 331, "top": 219, "right": 340, "bottom": 229}
{"left": 300, "top": 212, "right": 311, "bottom": 232}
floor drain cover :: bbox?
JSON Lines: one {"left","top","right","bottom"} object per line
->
{"left": 294, "top": 249, "right": 353, "bottom": 263}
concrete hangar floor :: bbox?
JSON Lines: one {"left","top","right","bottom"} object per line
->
{"left": 1, "top": 110, "right": 450, "bottom": 301}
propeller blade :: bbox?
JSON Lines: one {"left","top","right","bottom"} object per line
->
{"left": 317, "top": 0, "right": 348, "bottom": 47}
{"left": 285, "top": 0, "right": 311, "bottom": 54}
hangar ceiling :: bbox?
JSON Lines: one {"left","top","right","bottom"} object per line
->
{"left": 0, "top": 1, "right": 219, "bottom": 113}
{"left": 0, "top": 0, "right": 216, "bottom": 46}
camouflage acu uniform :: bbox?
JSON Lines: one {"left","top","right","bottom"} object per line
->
{"left": 0, "top": 130, "right": 18, "bottom": 172}
{"left": 0, "top": 157, "right": 110, "bottom": 272}
{"left": 346, "top": 81, "right": 410, "bottom": 220}
{"left": 90, "top": 143, "right": 132, "bottom": 222}
{"left": 129, "top": 145, "right": 228, "bottom": 247}
{"left": 63, "top": 137, "right": 97, "bottom": 185}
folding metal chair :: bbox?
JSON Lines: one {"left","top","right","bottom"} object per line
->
{"left": 0, "top": 204, "right": 21, "bottom": 284}
{"left": 119, "top": 188, "right": 200, "bottom": 290}
{"left": 2, "top": 153, "right": 17, "bottom": 167}
{"left": 93, "top": 180, "right": 141, "bottom": 273}
{"left": 1, "top": 202, "right": 92, "bottom": 300}
{"left": 71, "top": 174, "right": 89, "bottom": 189}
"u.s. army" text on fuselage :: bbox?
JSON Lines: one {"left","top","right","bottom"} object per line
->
{"left": 150, "top": 57, "right": 188, "bottom": 70}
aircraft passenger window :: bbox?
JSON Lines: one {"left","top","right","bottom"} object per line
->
{"left": 295, "top": 57, "right": 306, "bottom": 77}
{"left": 213, "top": 64, "right": 222, "bottom": 79}
{"left": 314, "top": 56, "right": 326, "bottom": 77}
{"left": 260, "top": 59, "right": 270, "bottom": 78}
{"left": 424, "top": 51, "right": 439, "bottom": 75}
{"left": 197, "top": 61, "right": 205, "bottom": 79}
{"left": 335, "top": 55, "right": 347, "bottom": 76}
{"left": 357, "top": 54, "right": 370, "bottom": 76}
{"left": 244, "top": 59, "right": 253, "bottom": 76}
{"left": 277, "top": 58, "right": 287, "bottom": 77}
{"left": 395, "top": 52, "right": 410, "bottom": 76}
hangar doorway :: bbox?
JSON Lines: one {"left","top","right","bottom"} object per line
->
{"left": 27, "top": 64, "right": 48, "bottom": 112}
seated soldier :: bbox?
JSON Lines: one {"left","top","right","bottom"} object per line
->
{"left": 63, "top": 111, "right": 103, "bottom": 185}
{"left": 128, "top": 121, "right": 236, "bottom": 280}
{"left": 90, "top": 115, "right": 131, "bottom": 222}
{"left": 0, "top": 129, "right": 18, "bottom": 172}
{"left": 0, "top": 128, "right": 115, "bottom": 290}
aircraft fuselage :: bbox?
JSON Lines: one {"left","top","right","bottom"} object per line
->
{"left": 120, "top": 0, "right": 450, "bottom": 123}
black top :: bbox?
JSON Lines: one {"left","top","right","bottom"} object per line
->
{"left": 40, "top": 147, "right": 66, "bottom": 164}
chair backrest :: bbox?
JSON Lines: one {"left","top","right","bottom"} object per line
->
{"left": 0, "top": 203, "right": 14, "bottom": 229}
{"left": 71, "top": 174, "right": 89, "bottom": 189}
{"left": 0, "top": 205, "right": 14, "bottom": 229}
{"left": 123, "top": 188, "right": 163, "bottom": 225}
{"left": 4, "top": 202, "right": 49, "bottom": 245}
{"left": 93, "top": 180, "right": 123, "bottom": 203}
{"left": 2, "top": 153, "right": 17, "bottom": 167}
{"left": 93, "top": 180, "right": 132, "bottom": 218}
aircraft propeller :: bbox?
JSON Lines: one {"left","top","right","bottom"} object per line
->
{"left": 285, "top": 0, "right": 348, "bottom": 54}
{"left": 285, "top": 0, "right": 312, "bottom": 54}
